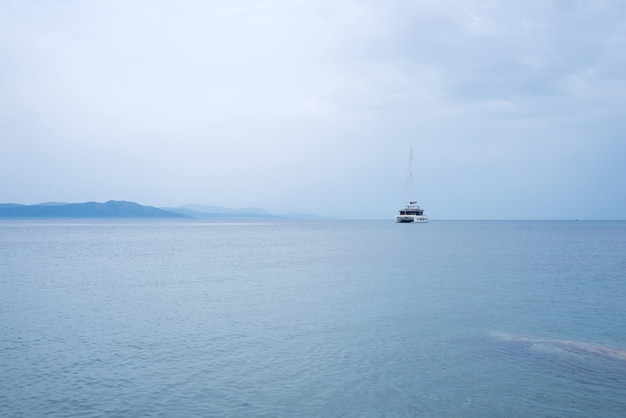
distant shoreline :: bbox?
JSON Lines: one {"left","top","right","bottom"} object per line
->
{"left": 0, "top": 200, "right": 186, "bottom": 219}
{"left": 0, "top": 201, "right": 323, "bottom": 220}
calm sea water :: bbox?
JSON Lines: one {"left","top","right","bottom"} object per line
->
{"left": 1, "top": 219, "right": 625, "bottom": 417}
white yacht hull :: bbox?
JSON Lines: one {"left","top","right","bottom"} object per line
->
{"left": 395, "top": 215, "right": 429, "bottom": 223}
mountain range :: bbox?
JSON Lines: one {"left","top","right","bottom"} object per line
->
{"left": 0, "top": 201, "right": 321, "bottom": 219}
{"left": 163, "top": 204, "right": 281, "bottom": 219}
{"left": 0, "top": 201, "right": 186, "bottom": 218}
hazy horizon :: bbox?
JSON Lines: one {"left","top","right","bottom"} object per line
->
{"left": 1, "top": 199, "right": 624, "bottom": 221}
{"left": 2, "top": 1, "right": 625, "bottom": 220}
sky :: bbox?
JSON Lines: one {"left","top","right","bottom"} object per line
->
{"left": 1, "top": 0, "right": 625, "bottom": 219}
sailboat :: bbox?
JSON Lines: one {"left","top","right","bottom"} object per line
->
{"left": 395, "top": 147, "right": 428, "bottom": 223}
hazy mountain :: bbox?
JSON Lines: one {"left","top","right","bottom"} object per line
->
{"left": 164, "top": 204, "right": 281, "bottom": 219}
{"left": 164, "top": 204, "right": 326, "bottom": 219}
{"left": 0, "top": 201, "right": 187, "bottom": 218}
{"left": 181, "top": 204, "right": 271, "bottom": 215}
{"left": 0, "top": 201, "right": 327, "bottom": 219}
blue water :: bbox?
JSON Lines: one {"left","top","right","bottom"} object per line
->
{"left": 1, "top": 220, "right": 625, "bottom": 417}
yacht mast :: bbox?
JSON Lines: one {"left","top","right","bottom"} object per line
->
{"left": 408, "top": 146, "right": 416, "bottom": 205}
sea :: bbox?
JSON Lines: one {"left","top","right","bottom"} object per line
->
{"left": 1, "top": 219, "right": 625, "bottom": 417}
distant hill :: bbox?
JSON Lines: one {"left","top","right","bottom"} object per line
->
{"left": 0, "top": 201, "right": 327, "bottom": 219}
{"left": 184, "top": 204, "right": 273, "bottom": 216}
{"left": 164, "top": 204, "right": 282, "bottom": 219}
{"left": 0, "top": 201, "right": 188, "bottom": 218}
{"left": 163, "top": 204, "right": 326, "bottom": 220}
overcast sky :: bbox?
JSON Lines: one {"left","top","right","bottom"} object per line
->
{"left": 1, "top": 0, "right": 625, "bottom": 219}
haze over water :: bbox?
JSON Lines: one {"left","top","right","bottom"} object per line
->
{"left": 2, "top": 219, "right": 626, "bottom": 416}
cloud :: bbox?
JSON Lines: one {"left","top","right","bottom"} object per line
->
{"left": 1, "top": 0, "right": 625, "bottom": 218}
